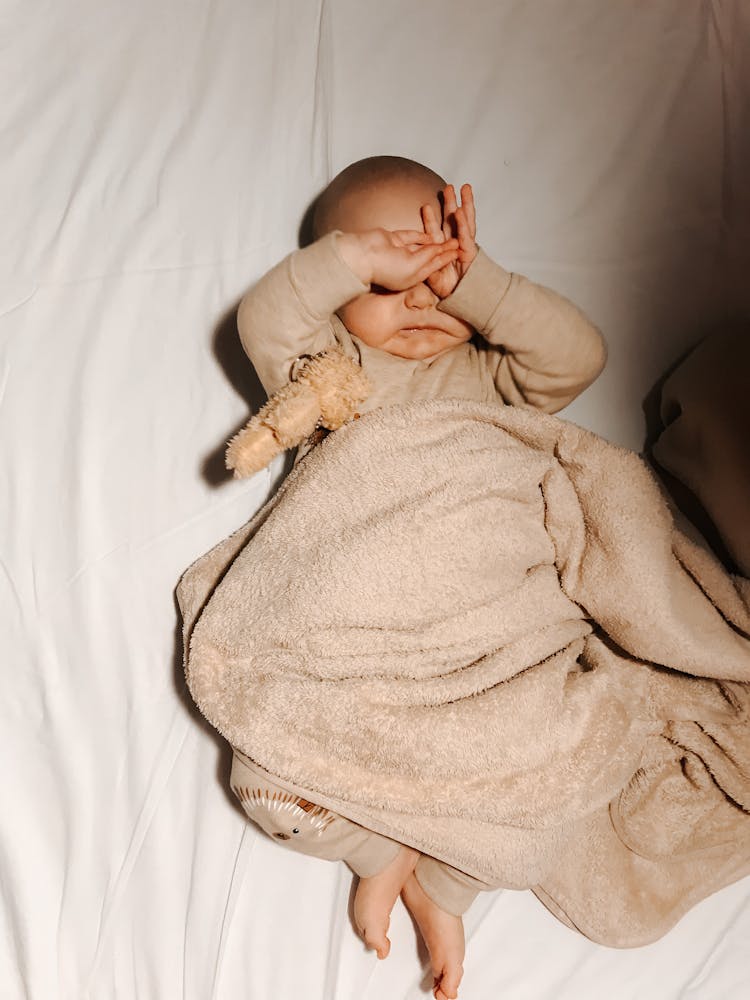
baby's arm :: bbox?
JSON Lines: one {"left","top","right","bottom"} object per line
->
{"left": 440, "top": 249, "right": 607, "bottom": 413}
{"left": 237, "top": 233, "right": 368, "bottom": 397}
{"left": 424, "top": 183, "right": 606, "bottom": 413}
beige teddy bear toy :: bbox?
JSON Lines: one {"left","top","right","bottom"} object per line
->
{"left": 225, "top": 349, "right": 372, "bottom": 477}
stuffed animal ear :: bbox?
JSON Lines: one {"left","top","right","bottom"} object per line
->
{"left": 302, "top": 350, "right": 372, "bottom": 430}
{"left": 225, "top": 349, "right": 372, "bottom": 478}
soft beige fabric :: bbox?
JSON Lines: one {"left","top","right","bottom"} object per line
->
{"left": 216, "top": 225, "right": 607, "bottom": 917}
{"left": 236, "top": 231, "right": 607, "bottom": 423}
{"left": 179, "top": 397, "right": 750, "bottom": 946}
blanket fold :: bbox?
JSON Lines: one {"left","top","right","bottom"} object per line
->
{"left": 179, "top": 396, "right": 750, "bottom": 946}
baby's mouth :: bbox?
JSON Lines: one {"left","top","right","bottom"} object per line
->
{"left": 401, "top": 324, "right": 453, "bottom": 336}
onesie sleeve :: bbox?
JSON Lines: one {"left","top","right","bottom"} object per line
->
{"left": 414, "top": 855, "right": 494, "bottom": 916}
{"left": 437, "top": 248, "right": 607, "bottom": 413}
{"left": 230, "top": 751, "right": 401, "bottom": 877}
{"left": 237, "top": 232, "right": 368, "bottom": 397}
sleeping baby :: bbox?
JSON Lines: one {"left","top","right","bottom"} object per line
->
{"left": 231, "top": 155, "right": 607, "bottom": 999}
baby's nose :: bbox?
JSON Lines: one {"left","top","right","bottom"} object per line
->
{"left": 404, "top": 282, "right": 437, "bottom": 309}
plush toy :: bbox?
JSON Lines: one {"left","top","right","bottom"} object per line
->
{"left": 225, "top": 349, "right": 372, "bottom": 478}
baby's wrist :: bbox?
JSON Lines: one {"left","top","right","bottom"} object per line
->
{"left": 457, "top": 245, "right": 478, "bottom": 279}
{"left": 335, "top": 232, "right": 373, "bottom": 286}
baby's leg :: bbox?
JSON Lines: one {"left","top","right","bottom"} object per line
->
{"left": 401, "top": 872, "right": 465, "bottom": 999}
{"left": 354, "top": 845, "right": 420, "bottom": 958}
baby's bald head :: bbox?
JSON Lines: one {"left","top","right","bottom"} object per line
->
{"left": 312, "top": 156, "right": 447, "bottom": 239}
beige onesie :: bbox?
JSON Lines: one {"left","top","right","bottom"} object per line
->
{"left": 231, "top": 230, "right": 607, "bottom": 916}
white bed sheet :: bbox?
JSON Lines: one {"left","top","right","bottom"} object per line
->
{"left": 2, "top": 1, "right": 749, "bottom": 997}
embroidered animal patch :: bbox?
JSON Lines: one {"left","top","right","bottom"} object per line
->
{"left": 232, "top": 785, "right": 336, "bottom": 839}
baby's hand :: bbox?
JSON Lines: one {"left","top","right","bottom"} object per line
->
{"left": 401, "top": 871, "right": 465, "bottom": 1000}
{"left": 421, "top": 183, "right": 478, "bottom": 299}
{"left": 353, "top": 844, "right": 420, "bottom": 959}
{"left": 337, "top": 229, "right": 459, "bottom": 291}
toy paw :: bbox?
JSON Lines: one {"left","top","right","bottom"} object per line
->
{"left": 225, "top": 349, "right": 372, "bottom": 478}
{"left": 225, "top": 423, "right": 281, "bottom": 478}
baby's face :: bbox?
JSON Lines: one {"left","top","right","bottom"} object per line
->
{"left": 335, "top": 179, "right": 474, "bottom": 360}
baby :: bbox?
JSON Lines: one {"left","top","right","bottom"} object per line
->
{"left": 231, "top": 155, "right": 606, "bottom": 999}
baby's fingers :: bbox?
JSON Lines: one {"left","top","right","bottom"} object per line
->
{"left": 443, "top": 184, "right": 458, "bottom": 221}
{"left": 454, "top": 207, "right": 477, "bottom": 264}
{"left": 392, "top": 229, "right": 433, "bottom": 247}
{"left": 421, "top": 203, "right": 444, "bottom": 243}
{"left": 412, "top": 239, "right": 458, "bottom": 266}
{"left": 413, "top": 244, "right": 458, "bottom": 283}
{"left": 459, "top": 184, "right": 476, "bottom": 239}
{"left": 454, "top": 206, "right": 471, "bottom": 246}
{"left": 441, "top": 183, "right": 459, "bottom": 239}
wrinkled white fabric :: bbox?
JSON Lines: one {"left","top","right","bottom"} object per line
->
{"left": 2, "top": 1, "right": 750, "bottom": 997}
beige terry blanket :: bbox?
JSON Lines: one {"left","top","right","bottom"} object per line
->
{"left": 179, "top": 396, "right": 750, "bottom": 947}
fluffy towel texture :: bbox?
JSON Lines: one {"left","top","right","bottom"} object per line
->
{"left": 179, "top": 398, "right": 750, "bottom": 946}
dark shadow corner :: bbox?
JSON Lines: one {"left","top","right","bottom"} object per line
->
{"left": 641, "top": 314, "right": 749, "bottom": 455}
{"left": 201, "top": 301, "right": 268, "bottom": 487}
{"left": 298, "top": 190, "right": 322, "bottom": 249}
{"left": 201, "top": 186, "right": 326, "bottom": 488}
{"left": 640, "top": 337, "right": 700, "bottom": 457}
{"left": 641, "top": 315, "right": 748, "bottom": 575}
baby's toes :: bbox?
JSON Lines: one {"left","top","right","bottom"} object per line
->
{"left": 434, "top": 963, "right": 463, "bottom": 999}
{"left": 364, "top": 931, "right": 390, "bottom": 960}
{"left": 377, "top": 937, "right": 391, "bottom": 960}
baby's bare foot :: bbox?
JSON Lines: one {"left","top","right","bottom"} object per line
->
{"left": 354, "top": 845, "right": 420, "bottom": 958}
{"left": 401, "top": 873, "right": 465, "bottom": 998}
